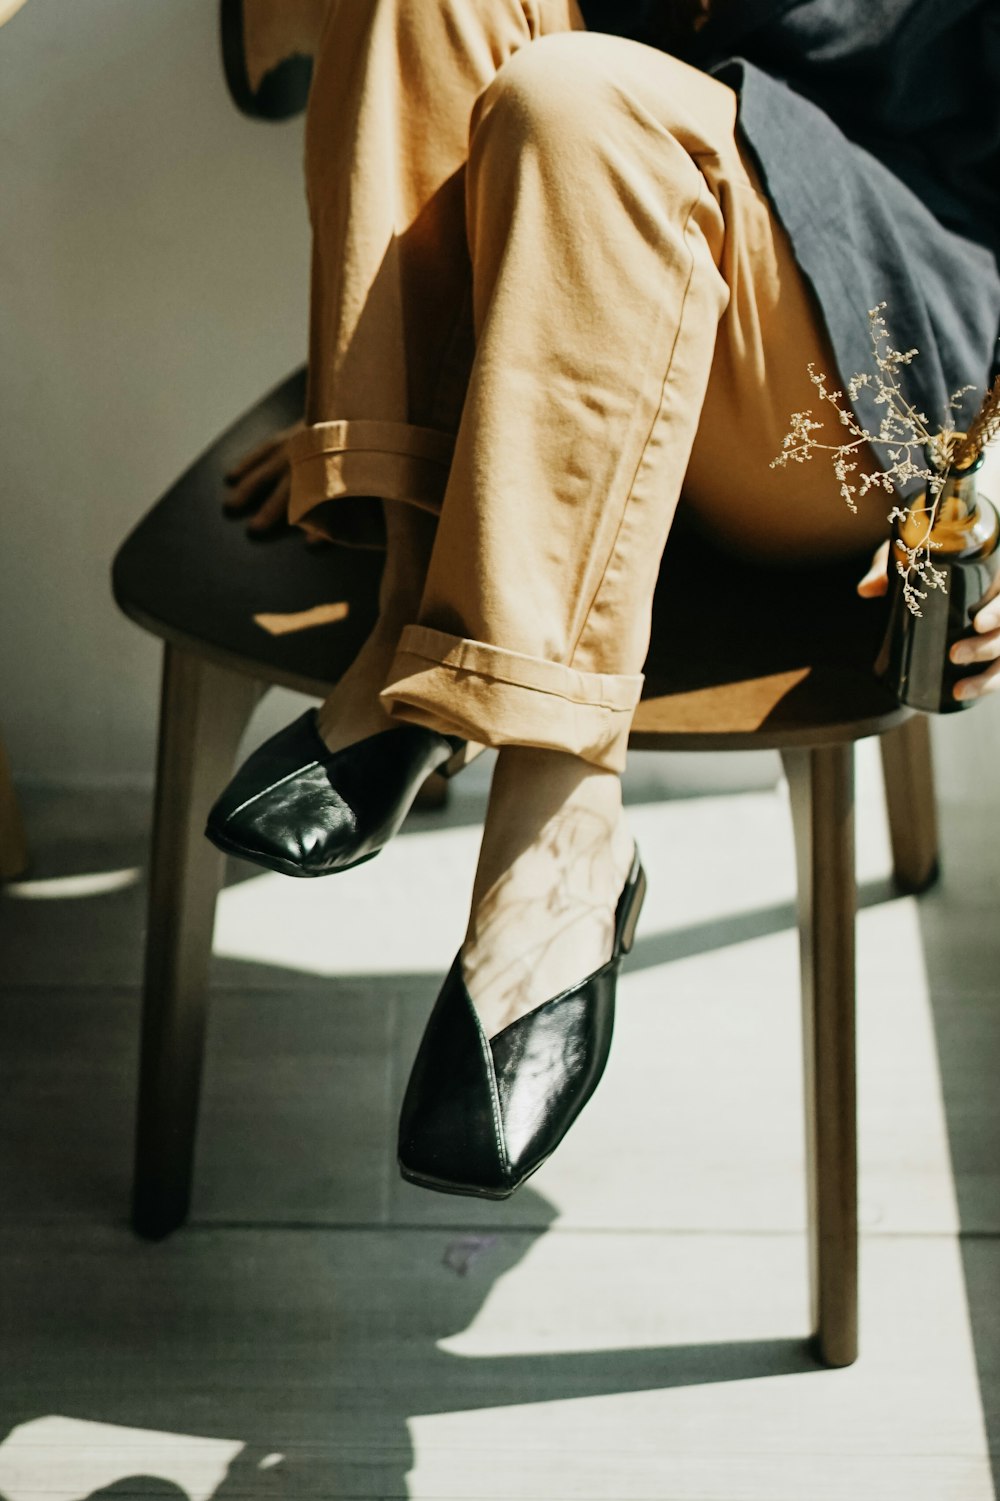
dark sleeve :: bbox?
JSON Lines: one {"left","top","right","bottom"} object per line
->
{"left": 574, "top": 1, "right": 657, "bottom": 42}
{"left": 698, "top": 0, "right": 1000, "bottom": 251}
{"left": 580, "top": 0, "right": 802, "bottom": 55}
{"left": 696, "top": 0, "right": 994, "bottom": 127}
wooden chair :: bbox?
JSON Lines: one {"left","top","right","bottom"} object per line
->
{"left": 112, "top": 367, "right": 939, "bottom": 1370}
{"left": 219, "top": 0, "right": 328, "bottom": 121}
{"left": 0, "top": 733, "right": 29, "bottom": 882}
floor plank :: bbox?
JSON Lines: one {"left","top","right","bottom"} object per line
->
{"left": 2, "top": 729, "right": 998, "bottom": 1498}
{"left": 0, "top": 1225, "right": 992, "bottom": 1501}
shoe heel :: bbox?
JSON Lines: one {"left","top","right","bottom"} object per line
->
{"left": 618, "top": 860, "right": 646, "bottom": 956}
{"left": 441, "top": 740, "right": 484, "bottom": 779}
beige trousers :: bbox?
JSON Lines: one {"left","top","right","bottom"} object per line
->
{"left": 289, "top": 0, "right": 884, "bottom": 771}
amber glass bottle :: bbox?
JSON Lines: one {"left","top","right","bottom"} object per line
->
{"left": 876, "top": 448, "right": 1000, "bottom": 713}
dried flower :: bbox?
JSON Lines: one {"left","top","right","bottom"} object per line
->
{"left": 953, "top": 375, "right": 1000, "bottom": 470}
{"left": 772, "top": 305, "right": 999, "bottom": 615}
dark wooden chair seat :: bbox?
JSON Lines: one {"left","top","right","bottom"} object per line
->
{"left": 113, "top": 367, "right": 941, "bottom": 1371}
{"left": 114, "top": 371, "right": 904, "bottom": 747}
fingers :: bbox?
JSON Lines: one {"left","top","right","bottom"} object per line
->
{"left": 857, "top": 539, "right": 890, "bottom": 598}
{"left": 953, "top": 654, "right": 1000, "bottom": 702}
{"left": 949, "top": 574, "right": 1000, "bottom": 700}
{"left": 224, "top": 431, "right": 287, "bottom": 484}
{"left": 245, "top": 472, "right": 292, "bottom": 534}
{"left": 302, "top": 521, "right": 332, "bottom": 547}
{"left": 971, "top": 583, "right": 1000, "bottom": 636}
{"left": 223, "top": 447, "right": 287, "bottom": 513}
{"left": 950, "top": 617, "right": 1000, "bottom": 702}
{"left": 951, "top": 624, "right": 1000, "bottom": 668}
{"left": 224, "top": 419, "right": 303, "bottom": 482}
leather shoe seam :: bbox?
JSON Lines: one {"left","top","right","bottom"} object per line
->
{"left": 467, "top": 991, "right": 510, "bottom": 1184}
{"left": 225, "top": 760, "right": 324, "bottom": 821}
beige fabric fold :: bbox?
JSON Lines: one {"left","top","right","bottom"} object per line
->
{"left": 381, "top": 627, "right": 643, "bottom": 772}
{"left": 288, "top": 419, "right": 456, "bottom": 526}
{"left": 298, "top": 0, "right": 884, "bottom": 766}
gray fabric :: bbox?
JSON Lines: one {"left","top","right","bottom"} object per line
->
{"left": 722, "top": 58, "right": 999, "bottom": 443}
{"left": 579, "top": 0, "right": 1000, "bottom": 448}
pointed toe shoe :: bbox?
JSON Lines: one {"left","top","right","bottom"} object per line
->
{"left": 205, "top": 710, "right": 465, "bottom": 878}
{"left": 398, "top": 851, "right": 646, "bottom": 1199}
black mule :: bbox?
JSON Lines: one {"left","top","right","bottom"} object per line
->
{"left": 397, "top": 851, "right": 647, "bottom": 1199}
{"left": 204, "top": 710, "right": 466, "bottom": 878}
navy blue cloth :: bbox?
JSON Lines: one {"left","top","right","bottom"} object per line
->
{"left": 573, "top": 0, "right": 656, "bottom": 41}
{"left": 578, "top": 0, "right": 1000, "bottom": 443}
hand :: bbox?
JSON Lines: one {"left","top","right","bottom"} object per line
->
{"left": 223, "top": 421, "right": 303, "bottom": 536}
{"left": 856, "top": 539, "right": 890, "bottom": 600}
{"left": 857, "top": 541, "right": 1000, "bottom": 702}
{"left": 948, "top": 568, "right": 1000, "bottom": 702}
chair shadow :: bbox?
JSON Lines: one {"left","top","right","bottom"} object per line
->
{"left": 627, "top": 875, "right": 900, "bottom": 974}
{"left": 1, "top": 759, "right": 902, "bottom": 1501}
{"left": 914, "top": 836, "right": 1000, "bottom": 1501}
{"left": 0, "top": 1186, "right": 823, "bottom": 1500}
{"left": 0, "top": 849, "right": 835, "bottom": 1500}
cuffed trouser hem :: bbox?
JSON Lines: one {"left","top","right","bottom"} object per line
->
{"left": 288, "top": 420, "right": 456, "bottom": 530}
{"left": 379, "top": 625, "right": 644, "bottom": 773}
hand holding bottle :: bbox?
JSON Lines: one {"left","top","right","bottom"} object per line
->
{"left": 858, "top": 542, "right": 1000, "bottom": 703}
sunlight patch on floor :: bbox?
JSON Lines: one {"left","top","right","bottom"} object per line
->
{"left": 211, "top": 738, "right": 899, "bottom": 984}
{"left": 4, "top": 868, "right": 142, "bottom": 900}
{"left": 0, "top": 1418, "right": 245, "bottom": 1501}
{"left": 210, "top": 788, "right": 808, "bottom": 980}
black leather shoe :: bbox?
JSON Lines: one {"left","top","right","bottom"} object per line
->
{"left": 205, "top": 711, "right": 465, "bottom": 878}
{"left": 397, "top": 851, "right": 646, "bottom": 1199}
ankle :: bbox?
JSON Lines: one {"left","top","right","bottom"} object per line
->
{"left": 315, "top": 619, "right": 401, "bottom": 752}
{"left": 472, "top": 748, "right": 629, "bottom": 905}
{"left": 461, "top": 749, "right": 633, "bottom": 1036}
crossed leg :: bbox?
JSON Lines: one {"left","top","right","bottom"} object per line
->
{"left": 288, "top": 0, "right": 885, "bottom": 1035}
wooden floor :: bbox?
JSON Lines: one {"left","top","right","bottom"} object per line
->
{"left": 1, "top": 703, "right": 998, "bottom": 1500}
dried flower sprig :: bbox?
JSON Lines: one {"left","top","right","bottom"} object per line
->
{"left": 953, "top": 374, "right": 1000, "bottom": 470}
{"left": 772, "top": 304, "right": 998, "bottom": 615}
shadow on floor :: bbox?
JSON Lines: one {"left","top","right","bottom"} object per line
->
{"left": 0, "top": 1193, "right": 823, "bottom": 1500}
{"left": 916, "top": 814, "right": 1000, "bottom": 1501}
{"left": 4, "top": 781, "right": 996, "bottom": 1497}
{"left": 0, "top": 782, "right": 832, "bottom": 1501}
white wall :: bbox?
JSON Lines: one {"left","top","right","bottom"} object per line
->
{"left": 0, "top": 0, "right": 311, "bottom": 786}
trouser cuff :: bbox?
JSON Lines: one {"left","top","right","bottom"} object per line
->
{"left": 380, "top": 626, "right": 643, "bottom": 773}
{"left": 288, "top": 420, "right": 455, "bottom": 536}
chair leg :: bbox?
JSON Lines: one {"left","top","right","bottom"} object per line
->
{"left": 781, "top": 745, "right": 859, "bottom": 1368}
{"left": 133, "top": 645, "right": 262, "bottom": 1240}
{"left": 879, "top": 714, "right": 939, "bottom": 894}
{"left": 0, "top": 733, "right": 28, "bottom": 881}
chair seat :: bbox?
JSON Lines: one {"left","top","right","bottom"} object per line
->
{"left": 113, "top": 366, "right": 906, "bottom": 753}
{"left": 113, "top": 369, "right": 382, "bottom": 695}
{"left": 636, "top": 535, "right": 905, "bottom": 749}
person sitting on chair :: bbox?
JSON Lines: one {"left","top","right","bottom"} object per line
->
{"left": 207, "top": 0, "right": 1000, "bottom": 1199}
